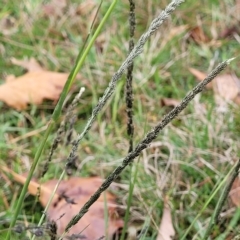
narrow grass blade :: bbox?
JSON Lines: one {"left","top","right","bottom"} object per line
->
{"left": 120, "top": 161, "right": 139, "bottom": 240}
{"left": 180, "top": 162, "right": 238, "bottom": 240}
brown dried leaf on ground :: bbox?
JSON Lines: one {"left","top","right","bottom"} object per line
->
{"left": 0, "top": 71, "right": 69, "bottom": 110}
{"left": 220, "top": 25, "right": 240, "bottom": 39}
{"left": 187, "top": 26, "right": 222, "bottom": 47}
{"left": 189, "top": 26, "right": 210, "bottom": 44}
{"left": 188, "top": 68, "right": 210, "bottom": 88}
{"left": 0, "top": 58, "right": 72, "bottom": 110}
{"left": 213, "top": 74, "right": 240, "bottom": 102}
{"left": 157, "top": 201, "right": 175, "bottom": 240}
{"left": 229, "top": 177, "right": 240, "bottom": 206}
{"left": 161, "top": 98, "right": 181, "bottom": 107}
{"left": 189, "top": 68, "right": 240, "bottom": 105}
{"left": 1, "top": 166, "right": 123, "bottom": 240}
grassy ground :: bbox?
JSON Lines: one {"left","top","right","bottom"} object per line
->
{"left": 1, "top": 0, "right": 240, "bottom": 239}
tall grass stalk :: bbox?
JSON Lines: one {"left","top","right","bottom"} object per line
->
{"left": 5, "top": 1, "right": 118, "bottom": 239}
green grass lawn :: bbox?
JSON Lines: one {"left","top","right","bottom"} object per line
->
{"left": 1, "top": 0, "right": 240, "bottom": 239}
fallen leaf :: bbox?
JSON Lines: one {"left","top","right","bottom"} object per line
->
{"left": 189, "top": 26, "right": 210, "bottom": 44}
{"left": 229, "top": 177, "right": 240, "bottom": 207}
{"left": 1, "top": 166, "right": 123, "bottom": 239}
{"left": 161, "top": 98, "right": 181, "bottom": 107}
{"left": 157, "top": 201, "right": 175, "bottom": 240}
{"left": 189, "top": 68, "right": 240, "bottom": 106}
{"left": 213, "top": 74, "right": 240, "bottom": 102}
{"left": 189, "top": 68, "right": 206, "bottom": 81}
{"left": 0, "top": 71, "right": 69, "bottom": 110}
{"left": 0, "top": 57, "right": 75, "bottom": 110}
{"left": 189, "top": 68, "right": 212, "bottom": 88}
{"left": 220, "top": 25, "right": 240, "bottom": 39}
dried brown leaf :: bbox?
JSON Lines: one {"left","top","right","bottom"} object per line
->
{"left": 213, "top": 74, "right": 240, "bottom": 101}
{"left": 1, "top": 166, "right": 123, "bottom": 240}
{"left": 0, "top": 71, "right": 69, "bottom": 110}
{"left": 161, "top": 98, "right": 181, "bottom": 107}
{"left": 157, "top": 203, "right": 175, "bottom": 240}
{"left": 229, "top": 177, "right": 240, "bottom": 207}
{"left": 190, "top": 67, "right": 240, "bottom": 107}
{"left": 189, "top": 67, "right": 207, "bottom": 81}
{"left": 220, "top": 25, "right": 240, "bottom": 39}
{"left": 189, "top": 26, "right": 210, "bottom": 44}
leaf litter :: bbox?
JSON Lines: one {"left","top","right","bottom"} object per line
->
{"left": 189, "top": 67, "right": 240, "bottom": 108}
{"left": 1, "top": 166, "right": 123, "bottom": 239}
{"left": 0, "top": 58, "right": 76, "bottom": 110}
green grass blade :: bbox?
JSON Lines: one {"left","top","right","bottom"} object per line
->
{"left": 6, "top": 123, "right": 53, "bottom": 239}
{"left": 120, "top": 161, "right": 139, "bottom": 240}
{"left": 180, "top": 163, "right": 237, "bottom": 240}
